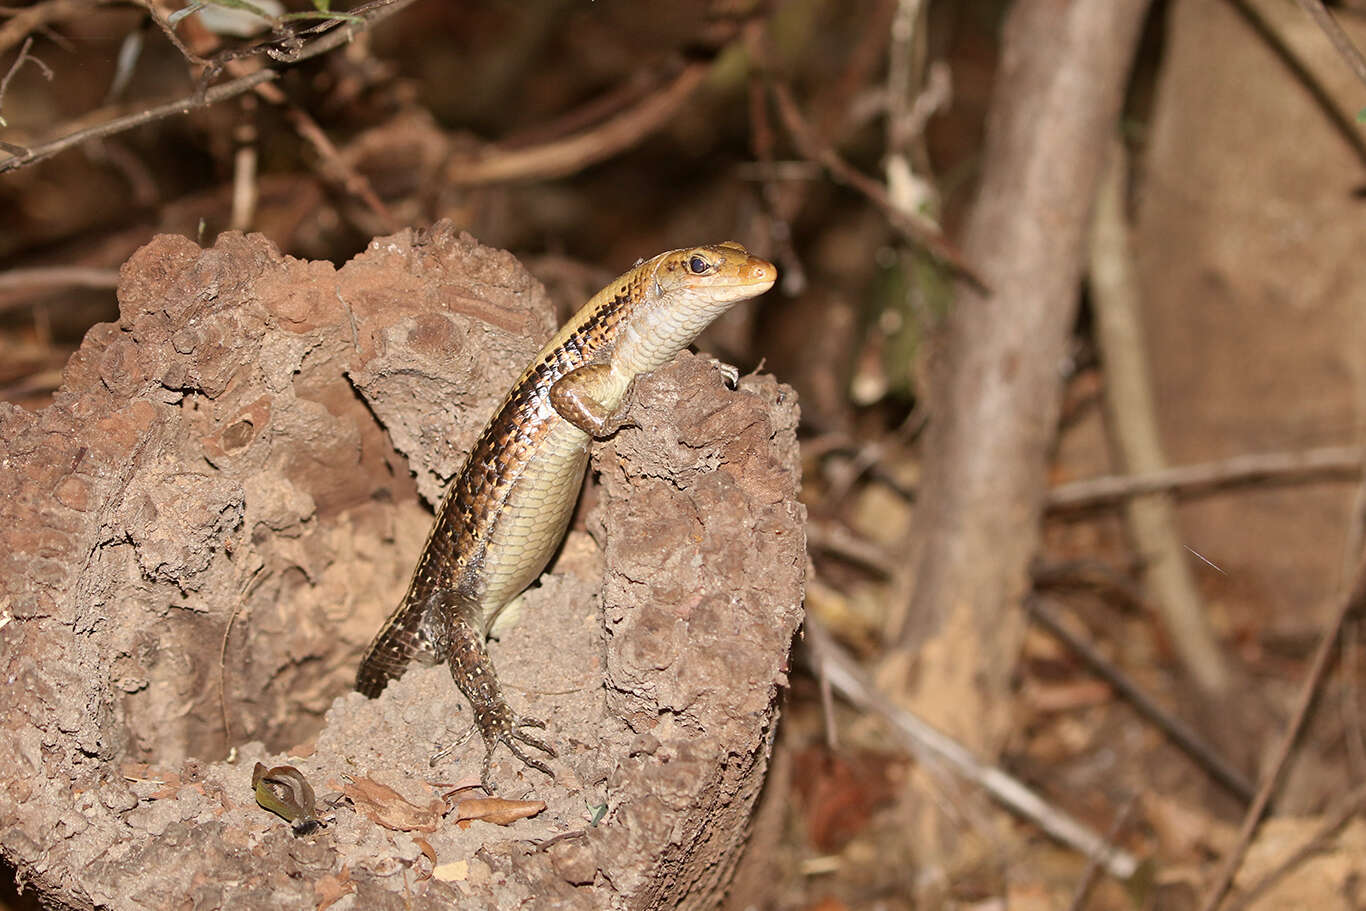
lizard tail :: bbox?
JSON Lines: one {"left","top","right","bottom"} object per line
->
{"left": 355, "top": 592, "right": 441, "bottom": 697}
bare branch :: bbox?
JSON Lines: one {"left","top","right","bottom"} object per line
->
{"left": 0, "top": 0, "right": 416, "bottom": 174}
{"left": 0, "top": 0, "right": 116, "bottom": 57}
{"left": 1048, "top": 444, "right": 1364, "bottom": 510}
{"left": 1292, "top": 0, "right": 1366, "bottom": 90}
{"left": 1225, "top": 0, "right": 1366, "bottom": 169}
{"left": 771, "top": 81, "right": 984, "bottom": 288}
{"left": 1090, "top": 136, "right": 1231, "bottom": 696}
{"left": 443, "top": 61, "right": 708, "bottom": 185}
{"left": 0, "top": 67, "right": 277, "bottom": 172}
{"left": 1027, "top": 598, "right": 1255, "bottom": 803}
{"left": 0, "top": 265, "right": 119, "bottom": 292}
{"left": 0, "top": 37, "right": 52, "bottom": 124}
{"left": 804, "top": 616, "right": 1140, "bottom": 880}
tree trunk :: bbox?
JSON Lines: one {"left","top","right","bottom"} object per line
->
{"left": 887, "top": 0, "right": 1151, "bottom": 759}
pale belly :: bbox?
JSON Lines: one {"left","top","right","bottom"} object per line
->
{"left": 472, "top": 420, "right": 591, "bottom": 632}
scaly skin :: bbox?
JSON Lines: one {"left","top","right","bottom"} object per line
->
{"left": 356, "top": 242, "right": 777, "bottom": 789}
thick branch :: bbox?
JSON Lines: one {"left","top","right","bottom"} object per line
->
{"left": 1089, "top": 137, "right": 1231, "bottom": 695}
{"left": 443, "top": 62, "right": 708, "bottom": 185}
{"left": 887, "top": 0, "right": 1152, "bottom": 759}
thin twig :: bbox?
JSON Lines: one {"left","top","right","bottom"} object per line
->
{"left": 1224, "top": 0, "right": 1366, "bottom": 169}
{"left": 443, "top": 61, "right": 708, "bottom": 185}
{"left": 0, "top": 0, "right": 415, "bottom": 174}
{"left": 771, "top": 81, "right": 985, "bottom": 290}
{"left": 0, "top": 68, "right": 277, "bottom": 172}
{"left": 282, "top": 102, "right": 398, "bottom": 232}
{"left": 1197, "top": 548, "right": 1366, "bottom": 911}
{"left": 1344, "top": 620, "right": 1366, "bottom": 780}
{"left": 1027, "top": 597, "right": 1255, "bottom": 803}
{"left": 171, "top": 0, "right": 399, "bottom": 234}
{"left": 1066, "top": 797, "right": 1138, "bottom": 911}
{"left": 229, "top": 118, "right": 257, "bottom": 232}
{"left": 0, "top": 35, "right": 52, "bottom": 121}
{"left": 134, "top": 0, "right": 209, "bottom": 67}
{"left": 1048, "top": 445, "right": 1364, "bottom": 510}
{"left": 220, "top": 561, "right": 266, "bottom": 751}
{"left": 1223, "top": 782, "right": 1366, "bottom": 911}
{"left": 0, "top": 0, "right": 117, "bottom": 57}
{"left": 810, "top": 437, "right": 1362, "bottom": 511}
{"left": 1291, "top": 0, "right": 1366, "bottom": 90}
{"left": 805, "top": 615, "right": 1140, "bottom": 880}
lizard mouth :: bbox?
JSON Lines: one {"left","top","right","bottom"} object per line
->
{"left": 702, "top": 256, "right": 777, "bottom": 296}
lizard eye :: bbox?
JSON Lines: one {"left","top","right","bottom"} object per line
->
{"left": 688, "top": 255, "right": 711, "bottom": 274}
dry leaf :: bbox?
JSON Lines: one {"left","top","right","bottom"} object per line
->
{"left": 343, "top": 776, "right": 442, "bottom": 832}
{"left": 1236, "top": 816, "right": 1366, "bottom": 907}
{"left": 149, "top": 771, "right": 183, "bottom": 800}
{"left": 1020, "top": 678, "right": 1113, "bottom": 713}
{"left": 413, "top": 836, "right": 437, "bottom": 881}
{"left": 452, "top": 797, "right": 546, "bottom": 826}
{"left": 286, "top": 739, "right": 318, "bottom": 759}
{"left": 1143, "top": 792, "right": 1236, "bottom": 858}
{"left": 120, "top": 761, "right": 153, "bottom": 781}
{"left": 791, "top": 748, "right": 902, "bottom": 853}
{"left": 313, "top": 864, "right": 354, "bottom": 911}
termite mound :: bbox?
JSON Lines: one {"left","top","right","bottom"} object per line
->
{"left": 0, "top": 224, "right": 805, "bottom": 910}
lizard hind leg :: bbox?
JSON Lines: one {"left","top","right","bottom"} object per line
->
{"left": 426, "top": 589, "right": 556, "bottom": 792}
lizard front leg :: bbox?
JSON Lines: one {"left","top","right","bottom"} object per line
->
{"left": 424, "top": 590, "right": 555, "bottom": 791}
{"left": 549, "top": 362, "right": 635, "bottom": 439}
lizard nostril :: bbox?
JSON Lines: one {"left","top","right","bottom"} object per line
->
{"left": 745, "top": 259, "right": 778, "bottom": 283}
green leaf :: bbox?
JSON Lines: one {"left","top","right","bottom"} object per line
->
{"left": 203, "top": 0, "right": 275, "bottom": 20}
{"left": 280, "top": 10, "right": 363, "bottom": 23}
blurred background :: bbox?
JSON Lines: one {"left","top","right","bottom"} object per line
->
{"left": 3, "top": 0, "right": 1366, "bottom": 908}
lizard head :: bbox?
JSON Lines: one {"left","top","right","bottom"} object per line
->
{"left": 649, "top": 241, "right": 777, "bottom": 304}
{"left": 604, "top": 241, "right": 778, "bottom": 377}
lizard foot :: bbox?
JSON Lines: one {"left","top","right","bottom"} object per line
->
{"left": 428, "top": 709, "right": 556, "bottom": 793}
{"left": 479, "top": 713, "right": 556, "bottom": 793}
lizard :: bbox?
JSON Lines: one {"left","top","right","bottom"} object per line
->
{"left": 355, "top": 241, "right": 778, "bottom": 790}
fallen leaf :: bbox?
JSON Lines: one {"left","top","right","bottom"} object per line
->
{"left": 120, "top": 761, "right": 153, "bottom": 781}
{"left": 792, "top": 748, "right": 903, "bottom": 853}
{"left": 413, "top": 836, "right": 437, "bottom": 881}
{"left": 452, "top": 797, "right": 546, "bottom": 826}
{"left": 149, "top": 771, "right": 183, "bottom": 800}
{"left": 314, "top": 865, "right": 354, "bottom": 911}
{"left": 286, "top": 739, "right": 318, "bottom": 759}
{"left": 1143, "top": 792, "right": 1236, "bottom": 859}
{"left": 1020, "top": 678, "right": 1113, "bottom": 713}
{"left": 343, "top": 777, "right": 442, "bottom": 832}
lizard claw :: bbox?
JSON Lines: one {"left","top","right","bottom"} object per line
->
{"left": 429, "top": 712, "right": 555, "bottom": 793}
{"left": 428, "top": 723, "right": 477, "bottom": 768}
{"left": 711, "top": 358, "right": 741, "bottom": 389}
{"left": 479, "top": 712, "right": 556, "bottom": 793}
